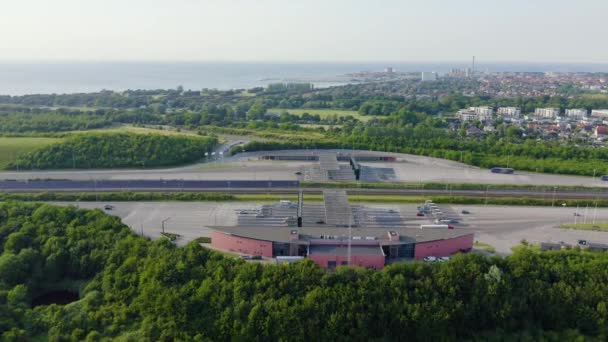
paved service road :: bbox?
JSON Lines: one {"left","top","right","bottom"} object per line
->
{"left": 54, "top": 202, "right": 608, "bottom": 253}
{"left": 2, "top": 149, "right": 606, "bottom": 188}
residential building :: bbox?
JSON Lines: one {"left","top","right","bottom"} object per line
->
{"left": 565, "top": 108, "right": 588, "bottom": 119}
{"left": 535, "top": 107, "right": 560, "bottom": 118}
{"left": 594, "top": 125, "right": 608, "bottom": 138}
{"left": 458, "top": 109, "right": 492, "bottom": 123}
{"left": 470, "top": 106, "right": 494, "bottom": 116}
{"left": 457, "top": 106, "right": 493, "bottom": 122}
{"left": 591, "top": 109, "right": 608, "bottom": 118}
{"left": 497, "top": 107, "right": 522, "bottom": 118}
{"left": 466, "top": 126, "right": 486, "bottom": 137}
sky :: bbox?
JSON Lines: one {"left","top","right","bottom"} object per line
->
{"left": 1, "top": 0, "right": 606, "bottom": 63}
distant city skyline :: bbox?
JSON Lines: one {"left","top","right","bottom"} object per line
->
{"left": 1, "top": 0, "right": 607, "bottom": 63}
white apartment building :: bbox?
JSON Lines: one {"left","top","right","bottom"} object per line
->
{"left": 458, "top": 109, "right": 492, "bottom": 122}
{"left": 497, "top": 107, "right": 521, "bottom": 118}
{"left": 469, "top": 106, "right": 494, "bottom": 116}
{"left": 535, "top": 107, "right": 560, "bottom": 118}
{"left": 591, "top": 109, "right": 608, "bottom": 118}
{"left": 565, "top": 108, "right": 588, "bottom": 119}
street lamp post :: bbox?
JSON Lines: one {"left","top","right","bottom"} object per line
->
{"left": 161, "top": 217, "right": 171, "bottom": 234}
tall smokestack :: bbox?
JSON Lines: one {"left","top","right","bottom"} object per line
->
{"left": 472, "top": 56, "right": 476, "bottom": 76}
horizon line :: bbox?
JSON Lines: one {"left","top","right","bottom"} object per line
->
{"left": 1, "top": 59, "right": 608, "bottom": 66}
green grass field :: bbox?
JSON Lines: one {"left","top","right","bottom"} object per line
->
{"left": 560, "top": 222, "right": 608, "bottom": 232}
{"left": 268, "top": 108, "right": 377, "bottom": 122}
{"left": 71, "top": 124, "right": 201, "bottom": 137}
{"left": 0, "top": 137, "right": 63, "bottom": 169}
{"left": 473, "top": 241, "right": 496, "bottom": 253}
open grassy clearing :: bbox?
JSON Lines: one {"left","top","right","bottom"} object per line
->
{"left": 0, "top": 103, "right": 102, "bottom": 111}
{"left": 268, "top": 108, "right": 377, "bottom": 122}
{"left": 474, "top": 241, "right": 496, "bottom": 253}
{"left": 560, "top": 222, "right": 608, "bottom": 232}
{"left": 581, "top": 93, "right": 608, "bottom": 100}
{"left": 198, "top": 163, "right": 241, "bottom": 170}
{"left": 70, "top": 124, "right": 201, "bottom": 137}
{"left": 0, "top": 137, "right": 63, "bottom": 169}
{"left": 299, "top": 123, "right": 341, "bottom": 130}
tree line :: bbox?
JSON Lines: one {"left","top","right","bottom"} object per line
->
{"left": 1, "top": 202, "right": 608, "bottom": 340}
{"left": 8, "top": 133, "right": 216, "bottom": 170}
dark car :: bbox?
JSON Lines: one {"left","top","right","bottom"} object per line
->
{"left": 104, "top": 205, "right": 114, "bottom": 210}
{"left": 461, "top": 210, "right": 470, "bottom": 214}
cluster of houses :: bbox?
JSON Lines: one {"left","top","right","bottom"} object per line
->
{"left": 452, "top": 106, "right": 608, "bottom": 142}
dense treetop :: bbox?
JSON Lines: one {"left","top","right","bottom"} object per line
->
{"left": 9, "top": 133, "right": 216, "bottom": 170}
{"left": 1, "top": 202, "right": 608, "bottom": 340}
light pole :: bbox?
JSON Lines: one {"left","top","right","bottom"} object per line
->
{"left": 593, "top": 200, "right": 598, "bottom": 224}
{"left": 551, "top": 187, "right": 557, "bottom": 207}
{"left": 161, "top": 217, "right": 171, "bottom": 233}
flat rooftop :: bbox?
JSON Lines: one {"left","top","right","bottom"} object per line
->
{"left": 309, "top": 244, "right": 385, "bottom": 257}
{"left": 210, "top": 225, "right": 474, "bottom": 245}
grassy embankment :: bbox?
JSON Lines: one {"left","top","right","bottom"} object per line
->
{"left": 560, "top": 223, "right": 608, "bottom": 232}
{"left": 268, "top": 108, "right": 377, "bottom": 123}
{"left": 302, "top": 181, "right": 608, "bottom": 192}
{"left": 2, "top": 192, "right": 608, "bottom": 207}
{"left": 70, "top": 124, "right": 203, "bottom": 137}
{"left": 0, "top": 137, "right": 63, "bottom": 169}
{"left": 473, "top": 241, "right": 496, "bottom": 253}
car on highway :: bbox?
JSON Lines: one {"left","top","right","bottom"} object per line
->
{"left": 251, "top": 255, "right": 262, "bottom": 260}
{"left": 240, "top": 255, "right": 252, "bottom": 260}
{"left": 573, "top": 212, "right": 581, "bottom": 217}
{"left": 438, "top": 256, "right": 450, "bottom": 262}
{"left": 423, "top": 256, "right": 437, "bottom": 262}
{"left": 461, "top": 210, "right": 470, "bottom": 214}
{"left": 416, "top": 212, "right": 425, "bottom": 217}
{"left": 104, "top": 205, "right": 114, "bottom": 210}
{"left": 295, "top": 171, "right": 302, "bottom": 175}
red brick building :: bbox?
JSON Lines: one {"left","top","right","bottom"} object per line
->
{"left": 210, "top": 226, "right": 474, "bottom": 269}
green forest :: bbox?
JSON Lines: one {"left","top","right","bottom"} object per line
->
{"left": 1, "top": 202, "right": 608, "bottom": 341}
{"left": 8, "top": 133, "right": 216, "bottom": 170}
{"left": 2, "top": 88, "right": 608, "bottom": 176}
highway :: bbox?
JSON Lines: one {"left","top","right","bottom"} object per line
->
{"left": 2, "top": 149, "right": 606, "bottom": 188}
{"left": 2, "top": 179, "right": 608, "bottom": 199}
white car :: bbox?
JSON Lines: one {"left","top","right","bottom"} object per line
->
{"left": 423, "top": 256, "right": 437, "bottom": 262}
{"left": 438, "top": 256, "right": 451, "bottom": 262}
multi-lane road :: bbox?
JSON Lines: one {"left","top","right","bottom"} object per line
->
{"left": 1, "top": 149, "right": 607, "bottom": 197}
{"left": 1, "top": 179, "right": 608, "bottom": 200}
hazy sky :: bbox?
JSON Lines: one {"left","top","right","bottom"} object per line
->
{"left": 1, "top": 0, "right": 606, "bottom": 63}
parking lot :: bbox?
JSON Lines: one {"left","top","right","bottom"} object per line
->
{"left": 57, "top": 201, "right": 608, "bottom": 253}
